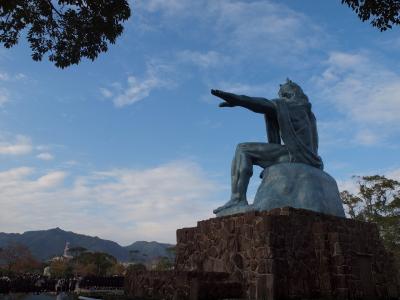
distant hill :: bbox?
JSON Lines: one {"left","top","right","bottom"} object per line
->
{"left": 0, "top": 228, "right": 174, "bottom": 262}
{"left": 125, "top": 241, "right": 175, "bottom": 263}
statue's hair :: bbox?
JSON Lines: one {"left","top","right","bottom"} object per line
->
{"left": 279, "top": 78, "right": 309, "bottom": 104}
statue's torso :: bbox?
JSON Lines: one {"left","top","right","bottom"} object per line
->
{"left": 266, "top": 100, "right": 322, "bottom": 169}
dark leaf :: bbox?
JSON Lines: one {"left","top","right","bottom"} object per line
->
{"left": 0, "top": 0, "right": 131, "bottom": 68}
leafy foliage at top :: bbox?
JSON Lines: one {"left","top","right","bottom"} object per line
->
{"left": 0, "top": 0, "right": 131, "bottom": 68}
{"left": 342, "top": 0, "right": 400, "bottom": 31}
{"left": 341, "top": 175, "right": 400, "bottom": 267}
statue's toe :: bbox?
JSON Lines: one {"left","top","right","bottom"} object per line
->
{"left": 213, "top": 205, "right": 224, "bottom": 214}
{"left": 213, "top": 200, "right": 242, "bottom": 214}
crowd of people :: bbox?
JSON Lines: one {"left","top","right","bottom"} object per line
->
{"left": 0, "top": 274, "right": 56, "bottom": 293}
{"left": 0, "top": 274, "right": 124, "bottom": 294}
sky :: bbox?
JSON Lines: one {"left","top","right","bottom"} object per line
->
{"left": 1, "top": 0, "right": 400, "bottom": 245}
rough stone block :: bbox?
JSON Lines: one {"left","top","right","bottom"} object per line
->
{"left": 175, "top": 207, "right": 399, "bottom": 299}
{"left": 253, "top": 163, "right": 345, "bottom": 217}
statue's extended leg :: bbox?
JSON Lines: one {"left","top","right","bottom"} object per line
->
{"left": 213, "top": 143, "right": 253, "bottom": 214}
{"left": 214, "top": 143, "right": 289, "bottom": 215}
{"left": 230, "top": 143, "right": 253, "bottom": 204}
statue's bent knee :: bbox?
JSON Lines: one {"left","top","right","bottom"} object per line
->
{"left": 235, "top": 143, "right": 249, "bottom": 153}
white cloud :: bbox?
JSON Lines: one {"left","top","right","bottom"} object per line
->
{"left": 0, "top": 71, "right": 26, "bottom": 82}
{"left": 101, "top": 62, "right": 174, "bottom": 107}
{"left": 177, "top": 50, "right": 229, "bottom": 68}
{"left": 141, "top": 0, "right": 187, "bottom": 14}
{"left": 0, "top": 135, "right": 32, "bottom": 155}
{"left": 99, "top": 88, "right": 113, "bottom": 98}
{"left": 337, "top": 177, "right": 359, "bottom": 195}
{"left": 316, "top": 51, "right": 400, "bottom": 124}
{"left": 313, "top": 51, "right": 400, "bottom": 145}
{"left": 114, "top": 75, "right": 161, "bottom": 107}
{"left": 387, "top": 168, "right": 400, "bottom": 180}
{"left": 15, "top": 73, "right": 26, "bottom": 80}
{"left": 377, "top": 36, "right": 400, "bottom": 51}
{"left": 37, "top": 152, "right": 54, "bottom": 161}
{"left": 0, "top": 87, "right": 9, "bottom": 106}
{"left": 138, "top": 0, "right": 324, "bottom": 62}
{"left": 0, "top": 161, "right": 219, "bottom": 244}
{"left": 0, "top": 167, "right": 33, "bottom": 182}
{"left": 65, "top": 160, "right": 78, "bottom": 166}
{"left": 36, "top": 171, "right": 66, "bottom": 188}
{"left": 0, "top": 72, "right": 9, "bottom": 81}
{"left": 213, "top": 1, "right": 322, "bottom": 54}
{"left": 0, "top": 71, "right": 27, "bottom": 106}
{"left": 354, "top": 130, "right": 381, "bottom": 146}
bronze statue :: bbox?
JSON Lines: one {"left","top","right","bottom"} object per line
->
{"left": 211, "top": 79, "right": 323, "bottom": 215}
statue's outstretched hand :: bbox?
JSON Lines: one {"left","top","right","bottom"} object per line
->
{"left": 211, "top": 89, "right": 223, "bottom": 97}
{"left": 218, "top": 101, "right": 235, "bottom": 107}
{"left": 211, "top": 89, "right": 236, "bottom": 108}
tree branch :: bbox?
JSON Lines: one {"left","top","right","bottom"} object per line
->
{"left": 45, "top": 0, "right": 63, "bottom": 17}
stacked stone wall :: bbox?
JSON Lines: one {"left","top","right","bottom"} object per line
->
{"left": 124, "top": 270, "right": 243, "bottom": 300}
{"left": 176, "top": 207, "right": 399, "bottom": 299}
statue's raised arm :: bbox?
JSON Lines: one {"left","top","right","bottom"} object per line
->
{"left": 211, "top": 89, "right": 276, "bottom": 114}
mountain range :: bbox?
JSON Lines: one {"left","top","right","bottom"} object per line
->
{"left": 0, "top": 228, "right": 174, "bottom": 262}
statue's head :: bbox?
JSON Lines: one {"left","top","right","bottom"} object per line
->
{"left": 278, "top": 78, "right": 309, "bottom": 103}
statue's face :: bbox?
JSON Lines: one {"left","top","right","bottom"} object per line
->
{"left": 278, "top": 83, "right": 294, "bottom": 99}
{"left": 278, "top": 80, "right": 309, "bottom": 104}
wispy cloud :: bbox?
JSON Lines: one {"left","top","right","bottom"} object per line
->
{"left": 313, "top": 51, "right": 400, "bottom": 146}
{"left": 36, "top": 171, "right": 66, "bottom": 188}
{"left": 0, "top": 161, "right": 219, "bottom": 244}
{"left": 0, "top": 72, "right": 9, "bottom": 81}
{"left": 0, "top": 71, "right": 26, "bottom": 82}
{"left": 0, "top": 70, "right": 27, "bottom": 106}
{"left": 138, "top": 0, "right": 324, "bottom": 63}
{"left": 177, "top": 50, "right": 229, "bottom": 69}
{"left": 212, "top": 1, "right": 323, "bottom": 58}
{"left": 0, "top": 135, "right": 32, "bottom": 155}
{"left": 0, "top": 87, "right": 9, "bottom": 106}
{"left": 141, "top": 0, "right": 188, "bottom": 15}
{"left": 100, "top": 62, "right": 174, "bottom": 107}
{"left": 37, "top": 152, "right": 54, "bottom": 161}
{"left": 315, "top": 51, "right": 400, "bottom": 125}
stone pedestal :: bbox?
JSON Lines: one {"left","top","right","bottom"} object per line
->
{"left": 176, "top": 207, "right": 399, "bottom": 300}
{"left": 124, "top": 270, "right": 243, "bottom": 300}
{"left": 253, "top": 163, "right": 345, "bottom": 217}
{"left": 216, "top": 163, "right": 345, "bottom": 218}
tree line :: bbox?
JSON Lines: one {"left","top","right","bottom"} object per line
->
{"left": 0, "top": 244, "right": 175, "bottom": 278}
{"left": 341, "top": 175, "right": 400, "bottom": 269}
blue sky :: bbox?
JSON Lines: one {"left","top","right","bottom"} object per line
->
{"left": 1, "top": 0, "right": 400, "bottom": 245}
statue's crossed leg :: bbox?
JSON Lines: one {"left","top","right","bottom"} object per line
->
{"left": 214, "top": 142, "right": 290, "bottom": 214}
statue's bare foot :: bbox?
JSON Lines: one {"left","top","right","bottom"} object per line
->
{"left": 213, "top": 199, "right": 248, "bottom": 214}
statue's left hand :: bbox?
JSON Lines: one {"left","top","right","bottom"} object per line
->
{"left": 218, "top": 101, "right": 236, "bottom": 107}
{"left": 211, "top": 89, "right": 236, "bottom": 107}
{"left": 211, "top": 89, "right": 224, "bottom": 97}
